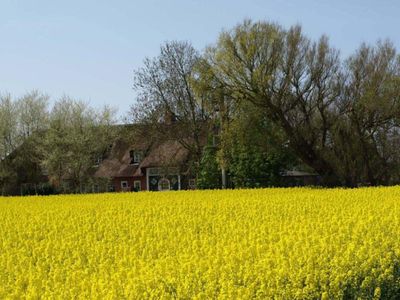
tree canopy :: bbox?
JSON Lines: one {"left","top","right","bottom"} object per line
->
{"left": 202, "top": 20, "right": 400, "bottom": 186}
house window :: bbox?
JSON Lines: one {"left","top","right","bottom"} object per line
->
{"left": 129, "top": 150, "right": 142, "bottom": 165}
{"left": 121, "top": 181, "right": 128, "bottom": 189}
{"left": 134, "top": 180, "right": 141, "bottom": 191}
{"left": 158, "top": 178, "right": 170, "bottom": 191}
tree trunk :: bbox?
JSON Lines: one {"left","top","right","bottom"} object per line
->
{"left": 221, "top": 167, "right": 227, "bottom": 189}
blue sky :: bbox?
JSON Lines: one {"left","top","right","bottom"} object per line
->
{"left": 1, "top": 0, "right": 399, "bottom": 119}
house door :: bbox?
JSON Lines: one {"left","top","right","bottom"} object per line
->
{"left": 158, "top": 178, "right": 170, "bottom": 191}
{"left": 147, "top": 167, "right": 180, "bottom": 191}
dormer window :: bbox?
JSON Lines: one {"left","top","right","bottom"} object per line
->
{"left": 129, "top": 150, "right": 142, "bottom": 165}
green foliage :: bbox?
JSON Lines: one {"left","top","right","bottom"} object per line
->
{"left": 0, "top": 161, "right": 17, "bottom": 195}
{"left": 229, "top": 146, "right": 288, "bottom": 188}
{"left": 225, "top": 100, "right": 296, "bottom": 188}
{"left": 197, "top": 142, "right": 221, "bottom": 189}
{"left": 205, "top": 20, "right": 400, "bottom": 186}
{"left": 43, "top": 97, "right": 116, "bottom": 192}
{"left": 0, "top": 91, "right": 48, "bottom": 195}
{"left": 20, "top": 182, "right": 58, "bottom": 196}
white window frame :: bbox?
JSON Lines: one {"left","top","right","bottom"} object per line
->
{"left": 129, "top": 150, "right": 142, "bottom": 165}
{"left": 133, "top": 151, "right": 142, "bottom": 164}
{"left": 121, "top": 181, "right": 128, "bottom": 189}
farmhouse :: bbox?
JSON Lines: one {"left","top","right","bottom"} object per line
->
{"left": 93, "top": 137, "right": 196, "bottom": 192}
{"left": 1, "top": 122, "right": 319, "bottom": 195}
{"left": 0, "top": 122, "right": 201, "bottom": 195}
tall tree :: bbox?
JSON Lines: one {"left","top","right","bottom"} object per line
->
{"left": 193, "top": 59, "right": 297, "bottom": 188}
{"left": 0, "top": 93, "right": 18, "bottom": 159}
{"left": 16, "top": 90, "right": 49, "bottom": 139}
{"left": 0, "top": 90, "right": 50, "bottom": 194}
{"left": 334, "top": 41, "right": 400, "bottom": 185}
{"left": 206, "top": 20, "right": 400, "bottom": 186}
{"left": 131, "top": 41, "right": 209, "bottom": 171}
{"left": 14, "top": 91, "right": 50, "bottom": 193}
{"left": 191, "top": 58, "right": 236, "bottom": 187}
{"left": 0, "top": 94, "right": 18, "bottom": 194}
{"left": 43, "top": 97, "right": 116, "bottom": 192}
{"left": 226, "top": 100, "right": 296, "bottom": 187}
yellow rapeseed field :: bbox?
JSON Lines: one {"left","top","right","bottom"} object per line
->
{"left": 0, "top": 187, "right": 399, "bottom": 299}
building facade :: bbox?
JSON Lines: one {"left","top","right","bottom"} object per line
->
{"left": 94, "top": 138, "right": 195, "bottom": 192}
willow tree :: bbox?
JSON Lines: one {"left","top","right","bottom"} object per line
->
{"left": 335, "top": 41, "right": 400, "bottom": 185}
{"left": 206, "top": 20, "right": 400, "bottom": 186}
